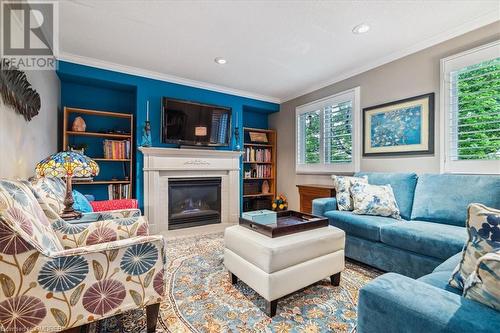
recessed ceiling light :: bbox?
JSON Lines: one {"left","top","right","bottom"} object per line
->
{"left": 352, "top": 23, "right": 370, "bottom": 34}
{"left": 214, "top": 57, "right": 227, "bottom": 65}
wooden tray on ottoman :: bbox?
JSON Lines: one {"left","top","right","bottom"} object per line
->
{"left": 239, "top": 210, "right": 328, "bottom": 238}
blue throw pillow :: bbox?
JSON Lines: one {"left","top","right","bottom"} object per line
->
{"left": 72, "top": 190, "right": 93, "bottom": 213}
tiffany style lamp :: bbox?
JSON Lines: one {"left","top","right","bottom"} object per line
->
{"left": 36, "top": 151, "right": 99, "bottom": 220}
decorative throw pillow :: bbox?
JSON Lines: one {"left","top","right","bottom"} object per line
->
{"left": 350, "top": 183, "right": 401, "bottom": 219}
{"left": 331, "top": 175, "right": 368, "bottom": 211}
{"left": 72, "top": 190, "right": 93, "bottom": 213}
{"left": 449, "top": 204, "right": 500, "bottom": 289}
{"left": 463, "top": 250, "right": 500, "bottom": 310}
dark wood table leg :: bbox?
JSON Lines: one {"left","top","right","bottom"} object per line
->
{"left": 330, "top": 272, "right": 341, "bottom": 286}
{"left": 230, "top": 272, "right": 238, "bottom": 285}
{"left": 61, "top": 325, "right": 88, "bottom": 333}
{"left": 146, "top": 303, "right": 160, "bottom": 333}
{"left": 266, "top": 300, "right": 278, "bottom": 317}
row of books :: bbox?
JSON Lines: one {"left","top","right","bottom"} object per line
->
{"left": 108, "top": 184, "right": 130, "bottom": 200}
{"left": 103, "top": 140, "right": 131, "bottom": 160}
{"left": 243, "top": 147, "right": 272, "bottom": 163}
{"left": 246, "top": 165, "right": 272, "bottom": 179}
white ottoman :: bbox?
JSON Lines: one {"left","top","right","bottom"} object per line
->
{"left": 224, "top": 225, "right": 345, "bottom": 316}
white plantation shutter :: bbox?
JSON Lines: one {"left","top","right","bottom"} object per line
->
{"left": 441, "top": 41, "right": 500, "bottom": 174}
{"left": 324, "top": 100, "right": 353, "bottom": 163}
{"left": 296, "top": 87, "right": 360, "bottom": 173}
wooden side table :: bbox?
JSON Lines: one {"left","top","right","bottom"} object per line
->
{"left": 296, "top": 184, "right": 336, "bottom": 213}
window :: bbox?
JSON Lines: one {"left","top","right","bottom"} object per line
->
{"left": 441, "top": 41, "right": 500, "bottom": 174}
{"left": 296, "top": 87, "right": 360, "bottom": 173}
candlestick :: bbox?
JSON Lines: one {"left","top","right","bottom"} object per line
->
{"left": 146, "top": 100, "right": 150, "bottom": 122}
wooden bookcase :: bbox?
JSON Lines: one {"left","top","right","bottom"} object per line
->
{"left": 242, "top": 127, "right": 276, "bottom": 212}
{"left": 62, "top": 107, "right": 134, "bottom": 199}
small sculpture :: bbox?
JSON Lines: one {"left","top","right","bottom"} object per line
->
{"left": 72, "top": 116, "right": 86, "bottom": 132}
{"left": 262, "top": 180, "right": 270, "bottom": 194}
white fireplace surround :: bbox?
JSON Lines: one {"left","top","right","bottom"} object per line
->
{"left": 139, "top": 147, "right": 242, "bottom": 233}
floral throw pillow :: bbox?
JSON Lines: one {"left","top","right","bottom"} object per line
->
{"left": 350, "top": 183, "right": 401, "bottom": 219}
{"left": 331, "top": 175, "right": 368, "bottom": 211}
{"left": 449, "top": 204, "right": 500, "bottom": 290}
{"left": 463, "top": 250, "right": 500, "bottom": 310}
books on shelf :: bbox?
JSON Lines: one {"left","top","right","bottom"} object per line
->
{"left": 103, "top": 140, "right": 131, "bottom": 159}
{"left": 245, "top": 164, "right": 272, "bottom": 179}
{"left": 108, "top": 184, "right": 130, "bottom": 199}
{"left": 243, "top": 147, "right": 272, "bottom": 163}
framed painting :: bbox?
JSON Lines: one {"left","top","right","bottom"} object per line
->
{"left": 363, "top": 93, "right": 434, "bottom": 156}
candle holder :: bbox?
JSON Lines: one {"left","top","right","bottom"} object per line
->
{"left": 234, "top": 126, "right": 241, "bottom": 150}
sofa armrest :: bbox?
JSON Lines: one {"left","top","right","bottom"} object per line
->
{"left": 312, "top": 197, "right": 337, "bottom": 216}
{"left": 358, "top": 273, "right": 500, "bottom": 333}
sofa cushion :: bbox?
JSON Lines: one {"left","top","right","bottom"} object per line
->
{"left": 450, "top": 204, "right": 500, "bottom": 290}
{"left": 433, "top": 252, "right": 462, "bottom": 273}
{"left": 417, "top": 271, "right": 462, "bottom": 295}
{"left": 411, "top": 174, "right": 500, "bottom": 226}
{"left": 379, "top": 220, "right": 467, "bottom": 260}
{"left": 351, "top": 183, "right": 401, "bottom": 219}
{"left": 324, "top": 210, "right": 399, "bottom": 242}
{"left": 355, "top": 172, "right": 417, "bottom": 220}
{"left": 331, "top": 175, "right": 368, "bottom": 211}
{"left": 463, "top": 250, "right": 500, "bottom": 311}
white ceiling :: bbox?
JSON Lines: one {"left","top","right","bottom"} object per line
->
{"left": 58, "top": 1, "right": 500, "bottom": 103}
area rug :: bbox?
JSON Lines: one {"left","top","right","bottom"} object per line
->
{"left": 93, "top": 232, "right": 381, "bottom": 333}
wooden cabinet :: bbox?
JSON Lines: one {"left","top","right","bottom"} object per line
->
{"left": 296, "top": 184, "right": 336, "bottom": 214}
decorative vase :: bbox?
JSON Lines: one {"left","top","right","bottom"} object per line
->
{"left": 72, "top": 116, "right": 86, "bottom": 132}
{"left": 141, "top": 120, "right": 152, "bottom": 147}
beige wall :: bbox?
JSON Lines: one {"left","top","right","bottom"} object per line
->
{"left": 0, "top": 69, "right": 59, "bottom": 179}
{"left": 270, "top": 22, "right": 500, "bottom": 210}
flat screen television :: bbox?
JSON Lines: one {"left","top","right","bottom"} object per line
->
{"left": 161, "top": 97, "right": 232, "bottom": 146}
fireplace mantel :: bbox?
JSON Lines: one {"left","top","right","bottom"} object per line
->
{"left": 139, "top": 147, "right": 242, "bottom": 233}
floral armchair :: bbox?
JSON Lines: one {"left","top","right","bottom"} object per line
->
{"left": 0, "top": 179, "right": 166, "bottom": 333}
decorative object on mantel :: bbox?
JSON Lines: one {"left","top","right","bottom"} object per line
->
{"left": 141, "top": 100, "right": 152, "bottom": 147}
{"left": 72, "top": 116, "right": 87, "bottom": 132}
{"left": 272, "top": 193, "right": 288, "bottom": 211}
{"left": 363, "top": 93, "right": 434, "bottom": 156}
{"left": 234, "top": 111, "right": 241, "bottom": 150}
{"left": 0, "top": 59, "right": 41, "bottom": 121}
{"left": 36, "top": 151, "right": 99, "bottom": 220}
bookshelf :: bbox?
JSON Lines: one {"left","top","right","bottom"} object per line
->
{"left": 62, "top": 107, "right": 134, "bottom": 199}
{"left": 242, "top": 127, "right": 277, "bottom": 212}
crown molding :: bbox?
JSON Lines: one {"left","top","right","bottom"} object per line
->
{"left": 56, "top": 52, "right": 282, "bottom": 104}
{"left": 282, "top": 12, "right": 500, "bottom": 102}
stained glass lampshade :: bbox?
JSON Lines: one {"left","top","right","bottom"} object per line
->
{"left": 36, "top": 151, "right": 99, "bottom": 179}
{"left": 36, "top": 151, "right": 99, "bottom": 220}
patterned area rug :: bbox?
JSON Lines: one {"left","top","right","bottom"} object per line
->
{"left": 93, "top": 232, "right": 381, "bottom": 333}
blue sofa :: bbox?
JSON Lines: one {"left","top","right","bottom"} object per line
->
{"left": 312, "top": 172, "right": 500, "bottom": 278}
{"left": 312, "top": 172, "right": 500, "bottom": 333}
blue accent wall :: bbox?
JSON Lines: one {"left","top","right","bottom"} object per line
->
{"left": 57, "top": 61, "right": 279, "bottom": 208}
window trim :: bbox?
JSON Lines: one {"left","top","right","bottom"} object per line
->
{"left": 440, "top": 40, "right": 500, "bottom": 174}
{"left": 295, "top": 87, "right": 361, "bottom": 174}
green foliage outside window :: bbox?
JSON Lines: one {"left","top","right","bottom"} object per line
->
{"left": 304, "top": 111, "right": 320, "bottom": 163}
{"left": 456, "top": 58, "right": 500, "bottom": 160}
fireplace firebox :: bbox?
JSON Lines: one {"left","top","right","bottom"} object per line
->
{"left": 168, "top": 177, "right": 222, "bottom": 230}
